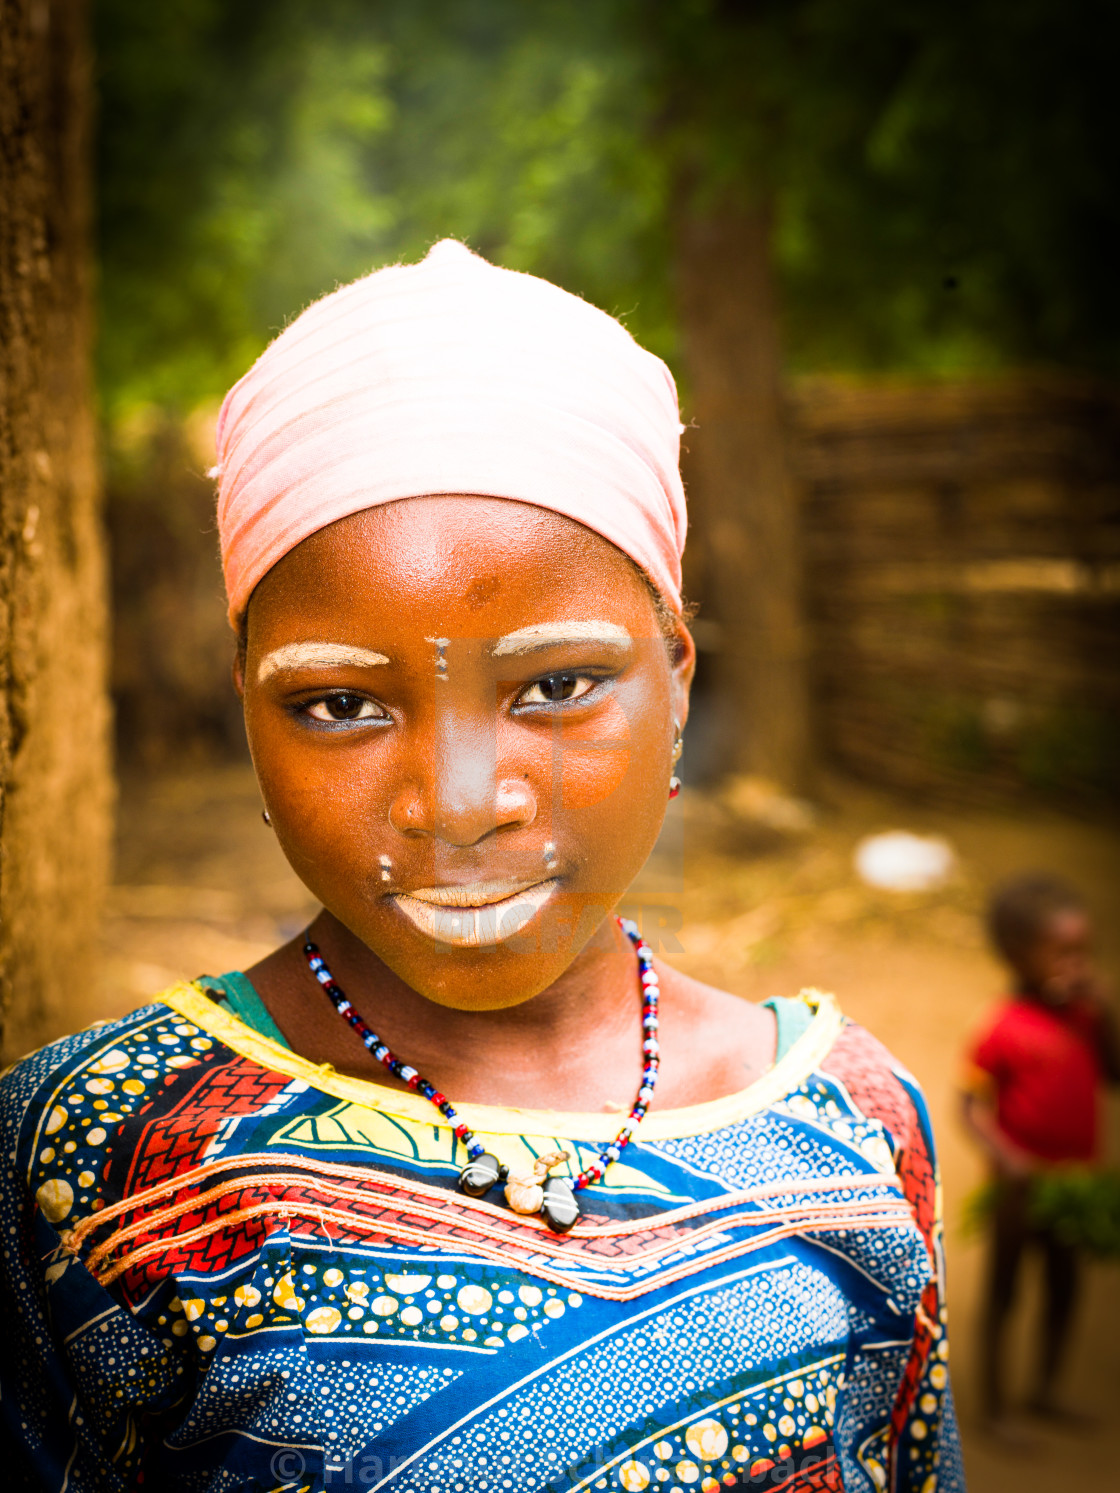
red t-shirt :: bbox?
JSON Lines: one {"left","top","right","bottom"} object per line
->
{"left": 970, "top": 995, "right": 1105, "bottom": 1162}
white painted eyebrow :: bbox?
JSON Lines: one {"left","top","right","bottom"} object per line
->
{"left": 490, "top": 621, "right": 632, "bottom": 657}
{"left": 257, "top": 642, "right": 390, "bottom": 681}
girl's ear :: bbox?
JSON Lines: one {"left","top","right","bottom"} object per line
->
{"left": 669, "top": 620, "right": 697, "bottom": 733}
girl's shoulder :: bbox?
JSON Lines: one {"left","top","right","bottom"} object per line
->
{"left": 652, "top": 964, "right": 932, "bottom": 1143}
{"left": 0, "top": 994, "right": 206, "bottom": 1178}
{"left": 1, "top": 1005, "right": 163, "bottom": 1127}
{"left": 651, "top": 970, "right": 935, "bottom": 1174}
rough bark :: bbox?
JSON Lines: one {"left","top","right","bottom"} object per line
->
{"left": 675, "top": 195, "right": 812, "bottom": 790}
{"left": 0, "top": 0, "right": 112, "bottom": 1059}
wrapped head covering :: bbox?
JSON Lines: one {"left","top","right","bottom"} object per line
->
{"left": 214, "top": 240, "right": 687, "bottom": 626}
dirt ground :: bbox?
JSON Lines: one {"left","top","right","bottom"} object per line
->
{"left": 76, "top": 764, "right": 1120, "bottom": 1492}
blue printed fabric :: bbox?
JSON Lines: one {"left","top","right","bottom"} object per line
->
{"left": 0, "top": 983, "right": 963, "bottom": 1492}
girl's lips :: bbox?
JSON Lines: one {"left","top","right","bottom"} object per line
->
{"left": 391, "top": 879, "right": 560, "bottom": 948}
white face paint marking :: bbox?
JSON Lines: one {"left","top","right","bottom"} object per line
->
{"left": 257, "top": 642, "right": 390, "bottom": 682}
{"left": 393, "top": 880, "right": 559, "bottom": 948}
{"left": 491, "top": 621, "right": 632, "bottom": 657}
{"left": 378, "top": 854, "right": 392, "bottom": 883}
{"left": 425, "top": 637, "right": 451, "bottom": 680}
{"left": 542, "top": 841, "right": 557, "bottom": 867}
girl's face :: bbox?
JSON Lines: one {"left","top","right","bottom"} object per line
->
{"left": 239, "top": 497, "right": 694, "bottom": 1011}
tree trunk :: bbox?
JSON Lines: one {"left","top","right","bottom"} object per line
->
{"left": 675, "top": 195, "right": 812, "bottom": 791}
{"left": 0, "top": 0, "right": 112, "bottom": 1059}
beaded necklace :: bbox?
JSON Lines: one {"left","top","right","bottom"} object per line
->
{"left": 302, "top": 917, "right": 659, "bottom": 1232}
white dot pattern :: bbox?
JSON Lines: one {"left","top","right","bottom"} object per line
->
{"left": 0, "top": 1002, "right": 965, "bottom": 1492}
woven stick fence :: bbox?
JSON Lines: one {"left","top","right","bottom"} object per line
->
{"left": 790, "top": 375, "right": 1120, "bottom": 802}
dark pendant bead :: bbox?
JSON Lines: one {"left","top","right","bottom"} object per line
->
{"left": 540, "top": 1177, "right": 579, "bottom": 1233}
{"left": 458, "top": 1152, "right": 503, "bottom": 1197}
{"left": 307, "top": 919, "right": 655, "bottom": 1219}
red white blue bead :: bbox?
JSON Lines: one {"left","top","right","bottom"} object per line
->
{"left": 570, "top": 917, "right": 659, "bottom": 1191}
{"left": 304, "top": 938, "right": 486, "bottom": 1161}
{"left": 302, "top": 915, "right": 660, "bottom": 1202}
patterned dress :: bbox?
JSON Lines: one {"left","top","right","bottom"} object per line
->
{"left": 0, "top": 981, "right": 963, "bottom": 1492}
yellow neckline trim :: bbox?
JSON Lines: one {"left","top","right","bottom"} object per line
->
{"left": 160, "top": 983, "right": 844, "bottom": 1142}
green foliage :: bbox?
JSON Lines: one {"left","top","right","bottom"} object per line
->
{"left": 1031, "top": 1169, "right": 1120, "bottom": 1256}
{"left": 366, "top": 1, "right": 673, "bottom": 357}
{"left": 95, "top": 0, "right": 399, "bottom": 416}
{"left": 95, "top": 0, "right": 675, "bottom": 416}
{"left": 636, "top": 0, "right": 1120, "bottom": 373}
{"left": 94, "top": 0, "right": 1120, "bottom": 418}
{"left": 775, "top": 0, "right": 1120, "bottom": 374}
{"left": 964, "top": 1170, "right": 1120, "bottom": 1259}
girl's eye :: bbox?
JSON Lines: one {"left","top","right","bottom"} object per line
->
{"left": 518, "top": 673, "right": 596, "bottom": 706}
{"left": 305, "top": 694, "right": 383, "bottom": 722}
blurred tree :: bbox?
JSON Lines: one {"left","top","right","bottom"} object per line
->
{"left": 644, "top": 1, "right": 813, "bottom": 789}
{"left": 0, "top": 0, "right": 112, "bottom": 1057}
{"left": 629, "top": 0, "right": 1120, "bottom": 786}
{"left": 94, "top": 0, "right": 1120, "bottom": 408}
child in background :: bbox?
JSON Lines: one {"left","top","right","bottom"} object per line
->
{"left": 962, "top": 872, "right": 1119, "bottom": 1438}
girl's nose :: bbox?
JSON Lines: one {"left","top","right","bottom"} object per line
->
{"left": 388, "top": 735, "right": 537, "bottom": 847}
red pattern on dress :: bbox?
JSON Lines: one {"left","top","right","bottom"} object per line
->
{"left": 822, "top": 1023, "right": 942, "bottom": 1493}
{"left": 821, "top": 1024, "right": 935, "bottom": 1252}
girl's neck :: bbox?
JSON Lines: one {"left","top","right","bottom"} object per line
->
{"left": 249, "top": 909, "right": 647, "bottom": 1110}
{"left": 246, "top": 908, "right": 777, "bottom": 1112}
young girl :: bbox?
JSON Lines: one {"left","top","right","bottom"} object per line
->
{"left": 1, "top": 242, "right": 962, "bottom": 1492}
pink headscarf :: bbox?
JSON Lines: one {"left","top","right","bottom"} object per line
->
{"left": 214, "top": 240, "right": 687, "bottom": 626}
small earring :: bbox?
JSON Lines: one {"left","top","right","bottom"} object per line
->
{"left": 669, "top": 722, "right": 683, "bottom": 799}
{"left": 261, "top": 809, "right": 272, "bottom": 826}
